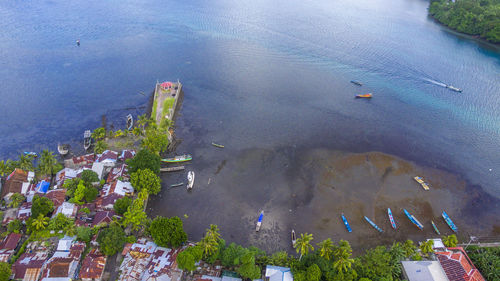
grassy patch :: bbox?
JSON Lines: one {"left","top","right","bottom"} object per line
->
{"left": 151, "top": 98, "right": 158, "bottom": 119}
{"left": 161, "top": 97, "right": 175, "bottom": 117}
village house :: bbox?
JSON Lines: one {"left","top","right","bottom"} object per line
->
{"left": 39, "top": 237, "right": 86, "bottom": 281}
{"left": 119, "top": 150, "right": 136, "bottom": 161}
{"left": 101, "top": 180, "right": 134, "bottom": 197}
{"left": 0, "top": 232, "right": 22, "bottom": 262}
{"left": 43, "top": 189, "right": 67, "bottom": 211}
{"left": 54, "top": 202, "right": 78, "bottom": 219}
{"left": 55, "top": 168, "right": 78, "bottom": 189}
{"left": 17, "top": 202, "right": 32, "bottom": 221}
{"left": 435, "top": 247, "right": 485, "bottom": 281}
{"left": 11, "top": 251, "right": 50, "bottom": 281}
{"left": 1, "top": 169, "right": 34, "bottom": 202}
{"left": 64, "top": 153, "right": 95, "bottom": 170}
{"left": 95, "top": 193, "right": 123, "bottom": 211}
{"left": 106, "top": 163, "right": 129, "bottom": 183}
{"left": 79, "top": 248, "right": 106, "bottom": 281}
{"left": 92, "top": 210, "right": 117, "bottom": 227}
{"left": 264, "top": 265, "right": 293, "bottom": 281}
{"left": 95, "top": 150, "right": 118, "bottom": 166}
{"left": 2, "top": 208, "right": 18, "bottom": 225}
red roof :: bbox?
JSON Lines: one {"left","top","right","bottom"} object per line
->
{"left": 106, "top": 164, "right": 129, "bottom": 183}
{"left": 79, "top": 249, "right": 106, "bottom": 280}
{"left": 1, "top": 168, "right": 28, "bottom": 198}
{"left": 435, "top": 247, "right": 485, "bottom": 281}
{"left": 92, "top": 210, "right": 116, "bottom": 226}
{"left": 0, "top": 233, "right": 22, "bottom": 250}
{"left": 12, "top": 252, "right": 48, "bottom": 279}
{"left": 43, "top": 189, "right": 67, "bottom": 210}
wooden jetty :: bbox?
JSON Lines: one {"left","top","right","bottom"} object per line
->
{"left": 160, "top": 166, "right": 185, "bottom": 172}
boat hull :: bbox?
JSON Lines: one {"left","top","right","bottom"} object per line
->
{"left": 187, "top": 171, "right": 195, "bottom": 190}
{"left": 431, "top": 220, "right": 441, "bottom": 235}
{"left": 404, "top": 209, "right": 424, "bottom": 230}
{"left": 162, "top": 154, "right": 192, "bottom": 163}
{"left": 442, "top": 211, "right": 457, "bottom": 232}
{"left": 388, "top": 208, "right": 397, "bottom": 229}
{"left": 364, "top": 216, "right": 383, "bottom": 232}
{"left": 341, "top": 214, "right": 352, "bottom": 233}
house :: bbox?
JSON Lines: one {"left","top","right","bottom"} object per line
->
{"left": 106, "top": 164, "right": 129, "bottom": 183}
{"left": 435, "top": 247, "right": 485, "bottom": 281}
{"left": 91, "top": 162, "right": 106, "bottom": 180}
{"left": 1, "top": 169, "right": 34, "bottom": 201}
{"left": 92, "top": 210, "right": 116, "bottom": 227}
{"left": 65, "top": 154, "right": 95, "bottom": 169}
{"left": 43, "top": 189, "right": 67, "bottom": 211}
{"left": 0, "top": 232, "right": 22, "bottom": 262}
{"left": 119, "top": 150, "right": 136, "bottom": 161}
{"left": 142, "top": 246, "right": 183, "bottom": 281}
{"left": 118, "top": 239, "right": 157, "bottom": 281}
{"left": 17, "top": 202, "right": 32, "bottom": 221}
{"left": 265, "top": 265, "right": 293, "bottom": 281}
{"left": 55, "top": 202, "right": 78, "bottom": 219}
{"left": 79, "top": 248, "right": 107, "bottom": 281}
{"left": 101, "top": 180, "right": 134, "bottom": 197}
{"left": 12, "top": 251, "right": 49, "bottom": 281}
{"left": 401, "top": 261, "right": 449, "bottom": 281}
{"left": 39, "top": 239, "right": 86, "bottom": 281}
{"left": 95, "top": 150, "right": 118, "bottom": 166}
{"left": 55, "top": 168, "right": 78, "bottom": 188}
{"left": 95, "top": 193, "right": 123, "bottom": 211}
{"left": 2, "top": 208, "right": 19, "bottom": 225}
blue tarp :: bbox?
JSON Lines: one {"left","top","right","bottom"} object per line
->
{"left": 37, "top": 180, "right": 50, "bottom": 193}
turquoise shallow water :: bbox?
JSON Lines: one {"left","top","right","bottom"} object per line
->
{"left": 0, "top": 0, "right": 499, "bottom": 198}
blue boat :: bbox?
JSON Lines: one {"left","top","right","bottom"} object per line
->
{"left": 341, "top": 213, "right": 352, "bottom": 233}
{"left": 431, "top": 220, "right": 441, "bottom": 235}
{"left": 255, "top": 211, "right": 264, "bottom": 232}
{"left": 388, "top": 208, "right": 397, "bottom": 229}
{"left": 364, "top": 216, "right": 383, "bottom": 232}
{"left": 23, "top": 151, "right": 37, "bottom": 157}
{"left": 442, "top": 211, "right": 457, "bottom": 232}
{"left": 403, "top": 209, "right": 424, "bottom": 230}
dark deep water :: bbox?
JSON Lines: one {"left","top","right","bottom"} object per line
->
{"left": 1, "top": 0, "right": 500, "bottom": 248}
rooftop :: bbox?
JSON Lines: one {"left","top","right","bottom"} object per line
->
{"left": 435, "top": 247, "right": 485, "bottom": 281}
{"left": 402, "top": 261, "right": 449, "bottom": 281}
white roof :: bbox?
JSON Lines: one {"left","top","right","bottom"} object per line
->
{"left": 27, "top": 171, "right": 35, "bottom": 181}
{"left": 57, "top": 239, "right": 72, "bottom": 252}
{"left": 428, "top": 238, "right": 446, "bottom": 249}
{"left": 21, "top": 182, "right": 30, "bottom": 194}
{"left": 221, "top": 277, "right": 242, "bottom": 281}
{"left": 200, "top": 276, "right": 222, "bottom": 281}
{"left": 265, "top": 265, "right": 293, "bottom": 281}
{"left": 91, "top": 162, "right": 105, "bottom": 180}
{"left": 114, "top": 180, "right": 134, "bottom": 196}
{"left": 402, "top": 261, "right": 449, "bottom": 281}
{"left": 56, "top": 202, "right": 77, "bottom": 218}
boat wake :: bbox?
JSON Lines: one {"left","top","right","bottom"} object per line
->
{"left": 423, "top": 78, "right": 447, "bottom": 88}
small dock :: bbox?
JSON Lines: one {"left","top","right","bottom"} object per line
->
{"left": 160, "top": 166, "right": 185, "bottom": 172}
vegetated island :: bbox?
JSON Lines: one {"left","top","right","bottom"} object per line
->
{"left": 428, "top": 0, "right": 500, "bottom": 44}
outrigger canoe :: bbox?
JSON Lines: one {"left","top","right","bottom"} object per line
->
{"left": 350, "top": 80, "right": 363, "bottom": 86}
{"left": 414, "top": 176, "right": 430, "bottom": 190}
{"left": 442, "top": 211, "right": 457, "bottom": 232}
{"left": 291, "top": 229, "right": 297, "bottom": 247}
{"left": 388, "top": 208, "right": 397, "bottom": 229}
{"left": 256, "top": 211, "right": 264, "bottom": 232}
{"left": 404, "top": 209, "right": 424, "bottom": 230}
{"left": 431, "top": 220, "right": 441, "bottom": 235}
{"left": 341, "top": 213, "right": 352, "bottom": 233}
{"left": 364, "top": 216, "right": 383, "bottom": 232}
{"left": 355, "top": 93, "right": 372, "bottom": 98}
{"left": 212, "top": 142, "right": 224, "bottom": 148}
{"left": 162, "top": 154, "right": 192, "bottom": 163}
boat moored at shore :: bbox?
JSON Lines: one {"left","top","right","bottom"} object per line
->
{"left": 431, "top": 220, "right": 441, "bottom": 235}
{"left": 341, "top": 213, "right": 352, "bottom": 233}
{"left": 388, "top": 208, "right": 397, "bottom": 229}
{"left": 256, "top": 211, "right": 264, "bottom": 232}
{"left": 442, "top": 211, "right": 457, "bottom": 232}
{"left": 187, "top": 171, "right": 195, "bottom": 190}
{"left": 414, "top": 176, "right": 430, "bottom": 190}
{"left": 364, "top": 216, "right": 383, "bottom": 232}
{"left": 126, "top": 114, "right": 134, "bottom": 130}
{"left": 83, "top": 130, "right": 92, "bottom": 150}
{"left": 162, "top": 154, "right": 192, "bottom": 163}
{"left": 57, "top": 144, "right": 69, "bottom": 156}
{"left": 291, "top": 229, "right": 297, "bottom": 247}
{"left": 404, "top": 209, "right": 424, "bottom": 230}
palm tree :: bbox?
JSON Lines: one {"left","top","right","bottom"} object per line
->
{"left": 0, "top": 160, "right": 12, "bottom": 176}
{"left": 442, "top": 234, "right": 458, "bottom": 247}
{"left": 38, "top": 150, "right": 58, "bottom": 176}
{"left": 207, "top": 224, "right": 221, "bottom": 242}
{"left": 18, "top": 154, "right": 35, "bottom": 171}
{"left": 8, "top": 193, "right": 25, "bottom": 208}
{"left": 295, "top": 233, "right": 314, "bottom": 259}
{"left": 333, "top": 245, "right": 354, "bottom": 273}
{"left": 317, "top": 238, "right": 334, "bottom": 260}
{"left": 32, "top": 214, "right": 49, "bottom": 230}
{"left": 419, "top": 240, "right": 434, "bottom": 257}
{"left": 198, "top": 224, "right": 221, "bottom": 257}
{"left": 403, "top": 239, "right": 417, "bottom": 258}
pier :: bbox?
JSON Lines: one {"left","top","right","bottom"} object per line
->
{"left": 152, "top": 80, "right": 182, "bottom": 127}
{"left": 160, "top": 166, "right": 185, "bottom": 172}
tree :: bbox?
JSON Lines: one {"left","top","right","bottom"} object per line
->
{"left": 97, "top": 224, "right": 126, "bottom": 256}
{"left": 76, "top": 226, "right": 93, "bottom": 242}
{"left": 443, "top": 234, "right": 458, "bottom": 247}
{"left": 94, "top": 140, "right": 108, "bottom": 154}
{"left": 72, "top": 181, "right": 87, "bottom": 205}
{"left": 141, "top": 126, "right": 169, "bottom": 155}
{"left": 0, "top": 262, "right": 11, "bottom": 281}
{"left": 126, "top": 149, "right": 161, "bottom": 175}
{"left": 8, "top": 193, "right": 25, "bottom": 208}
{"left": 38, "top": 150, "right": 62, "bottom": 176}
{"left": 177, "top": 246, "right": 203, "bottom": 272}
{"left": 333, "top": 240, "right": 354, "bottom": 273}
{"left": 122, "top": 197, "right": 148, "bottom": 231}
{"left": 84, "top": 186, "right": 98, "bottom": 203}
{"left": 81, "top": 170, "right": 99, "bottom": 184}
{"left": 130, "top": 169, "right": 162, "bottom": 195}
{"left": 31, "top": 195, "right": 54, "bottom": 218}
{"left": 18, "top": 154, "right": 35, "bottom": 171}
{"left": 355, "top": 246, "right": 394, "bottom": 281}
{"left": 318, "top": 238, "right": 334, "bottom": 260}
{"left": 295, "top": 233, "right": 314, "bottom": 259}
{"left": 114, "top": 197, "right": 132, "bottom": 215}
{"left": 420, "top": 240, "right": 434, "bottom": 257}
{"left": 199, "top": 224, "right": 223, "bottom": 261}
{"left": 402, "top": 239, "right": 417, "bottom": 258}
{"left": 49, "top": 213, "right": 72, "bottom": 231}
{"left": 221, "top": 243, "right": 248, "bottom": 267}
{"left": 8, "top": 219, "right": 22, "bottom": 233}
{"left": 0, "top": 160, "right": 13, "bottom": 177}
{"left": 237, "top": 252, "right": 261, "bottom": 280}
{"left": 32, "top": 214, "right": 49, "bottom": 230}
{"left": 91, "top": 127, "right": 106, "bottom": 140}
{"left": 64, "top": 178, "right": 81, "bottom": 198}
{"left": 306, "top": 264, "right": 321, "bottom": 281}
{"left": 149, "top": 216, "right": 187, "bottom": 248}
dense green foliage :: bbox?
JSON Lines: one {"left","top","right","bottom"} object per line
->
{"left": 38, "top": 150, "right": 63, "bottom": 176}
{"left": 81, "top": 170, "right": 99, "bottom": 183}
{"left": 130, "top": 169, "right": 162, "bottom": 195}
{"left": 122, "top": 191, "right": 148, "bottom": 231}
{"left": 8, "top": 193, "right": 25, "bottom": 208}
{"left": 31, "top": 196, "right": 54, "bottom": 218}
{"left": 97, "top": 223, "right": 126, "bottom": 256}
{"left": 114, "top": 196, "right": 132, "bottom": 215}
{"left": 0, "top": 262, "right": 11, "bottom": 281}
{"left": 177, "top": 245, "right": 203, "bottom": 272}
{"left": 76, "top": 226, "right": 93, "bottom": 242}
{"left": 442, "top": 234, "right": 458, "bottom": 247}
{"left": 429, "top": 0, "right": 500, "bottom": 43}
{"left": 467, "top": 246, "right": 500, "bottom": 280}
{"left": 48, "top": 213, "right": 73, "bottom": 231}
{"left": 8, "top": 219, "right": 22, "bottom": 233}
{"left": 126, "top": 149, "right": 161, "bottom": 175}
{"left": 149, "top": 216, "right": 187, "bottom": 247}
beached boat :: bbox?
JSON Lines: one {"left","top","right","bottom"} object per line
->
{"left": 126, "top": 114, "right": 133, "bottom": 130}
{"left": 403, "top": 209, "right": 424, "bottom": 230}
{"left": 256, "top": 211, "right": 264, "bottom": 232}
{"left": 23, "top": 151, "right": 37, "bottom": 157}
{"left": 413, "top": 176, "right": 430, "bottom": 190}
{"left": 57, "top": 144, "right": 69, "bottom": 156}
{"left": 170, "top": 182, "right": 184, "bottom": 188}
{"left": 84, "top": 130, "right": 92, "bottom": 150}
{"left": 442, "top": 211, "right": 457, "bottom": 232}
{"left": 187, "top": 171, "right": 195, "bottom": 190}
{"left": 350, "top": 80, "right": 363, "bottom": 86}
{"left": 291, "top": 229, "right": 297, "bottom": 247}
{"left": 446, "top": 85, "right": 462, "bottom": 93}
{"left": 355, "top": 93, "right": 372, "bottom": 98}
{"left": 431, "top": 220, "right": 441, "bottom": 235}
{"left": 212, "top": 142, "right": 225, "bottom": 148}
{"left": 364, "top": 216, "right": 383, "bottom": 232}
{"left": 387, "top": 208, "right": 397, "bottom": 229}
{"left": 161, "top": 154, "right": 192, "bottom": 163}
{"left": 341, "top": 213, "right": 352, "bottom": 233}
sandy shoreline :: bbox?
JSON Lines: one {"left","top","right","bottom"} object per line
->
{"left": 148, "top": 147, "right": 500, "bottom": 254}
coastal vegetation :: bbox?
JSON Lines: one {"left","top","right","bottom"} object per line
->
{"left": 466, "top": 246, "right": 500, "bottom": 280}
{"left": 429, "top": 0, "right": 500, "bottom": 43}
{"left": 0, "top": 262, "right": 11, "bottom": 281}
{"left": 149, "top": 216, "right": 187, "bottom": 247}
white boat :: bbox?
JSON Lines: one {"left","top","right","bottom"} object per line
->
{"left": 291, "top": 229, "right": 297, "bottom": 247}
{"left": 187, "top": 171, "right": 195, "bottom": 190}
{"left": 83, "top": 130, "right": 92, "bottom": 150}
{"left": 446, "top": 85, "right": 462, "bottom": 92}
{"left": 57, "top": 144, "right": 69, "bottom": 155}
{"left": 126, "top": 114, "right": 133, "bottom": 130}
